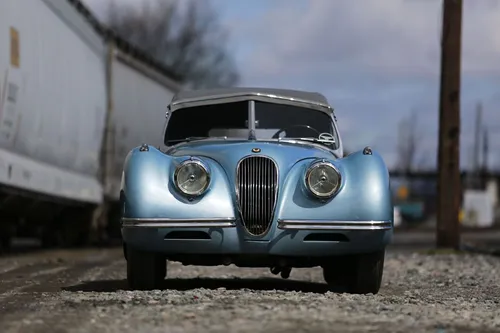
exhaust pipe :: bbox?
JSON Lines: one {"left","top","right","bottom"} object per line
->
{"left": 270, "top": 267, "right": 281, "bottom": 275}
{"left": 280, "top": 268, "right": 291, "bottom": 279}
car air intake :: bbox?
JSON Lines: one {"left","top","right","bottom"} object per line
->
{"left": 236, "top": 155, "right": 278, "bottom": 236}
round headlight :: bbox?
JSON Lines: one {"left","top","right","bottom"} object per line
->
{"left": 305, "top": 161, "right": 341, "bottom": 198}
{"left": 174, "top": 159, "right": 210, "bottom": 196}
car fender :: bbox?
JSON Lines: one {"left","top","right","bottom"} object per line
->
{"left": 121, "top": 145, "right": 236, "bottom": 219}
{"left": 275, "top": 148, "right": 393, "bottom": 222}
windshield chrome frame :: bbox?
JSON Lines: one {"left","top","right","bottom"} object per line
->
{"left": 163, "top": 99, "right": 343, "bottom": 155}
{"left": 169, "top": 92, "right": 333, "bottom": 114}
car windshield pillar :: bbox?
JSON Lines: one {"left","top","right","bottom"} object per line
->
{"left": 248, "top": 100, "right": 256, "bottom": 140}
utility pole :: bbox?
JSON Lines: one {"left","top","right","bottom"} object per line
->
{"left": 482, "top": 127, "right": 489, "bottom": 187}
{"left": 436, "top": 0, "right": 462, "bottom": 249}
{"left": 472, "top": 102, "right": 483, "bottom": 186}
{"left": 482, "top": 128, "right": 489, "bottom": 171}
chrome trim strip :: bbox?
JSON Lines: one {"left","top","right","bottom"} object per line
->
{"left": 277, "top": 219, "right": 392, "bottom": 231}
{"left": 170, "top": 93, "right": 332, "bottom": 114}
{"left": 169, "top": 138, "right": 339, "bottom": 155}
{"left": 121, "top": 217, "right": 236, "bottom": 228}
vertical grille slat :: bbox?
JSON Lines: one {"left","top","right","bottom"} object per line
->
{"left": 237, "top": 156, "right": 278, "bottom": 236}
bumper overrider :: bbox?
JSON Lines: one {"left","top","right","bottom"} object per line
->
{"left": 121, "top": 217, "right": 393, "bottom": 256}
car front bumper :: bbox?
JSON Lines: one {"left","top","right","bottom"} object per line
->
{"left": 121, "top": 217, "right": 392, "bottom": 258}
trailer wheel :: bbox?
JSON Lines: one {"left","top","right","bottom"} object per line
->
{"left": 0, "top": 234, "right": 12, "bottom": 254}
{"left": 60, "top": 208, "right": 93, "bottom": 247}
{"left": 41, "top": 206, "right": 94, "bottom": 248}
{"left": 0, "top": 223, "right": 14, "bottom": 253}
{"left": 40, "top": 227, "right": 58, "bottom": 249}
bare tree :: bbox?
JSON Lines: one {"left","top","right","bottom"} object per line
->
{"left": 106, "top": 0, "right": 239, "bottom": 88}
{"left": 397, "top": 110, "right": 419, "bottom": 173}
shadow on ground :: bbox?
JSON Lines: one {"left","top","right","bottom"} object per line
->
{"left": 1, "top": 238, "right": 123, "bottom": 256}
{"left": 63, "top": 277, "right": 337, "bottom": 294}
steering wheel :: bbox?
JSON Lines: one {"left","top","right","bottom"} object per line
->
{"left": 272, "top": 125, "right": 322, "bottom": 139}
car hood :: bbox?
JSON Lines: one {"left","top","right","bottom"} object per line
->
{"left": 166, "top": 140, "right": 338, "bottom": 175}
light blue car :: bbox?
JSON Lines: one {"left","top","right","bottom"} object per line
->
{"left": 120, "top": 88, "right": 393, "bottom": 294}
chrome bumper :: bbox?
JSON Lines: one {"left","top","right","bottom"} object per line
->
{"left": 122, "top": 218, "right": 392, "bottom": 231}
{"left": 121, "top": 217, "right": 236, "bottom": 228}
{"left": 277, "top": 219, "right": 392, "bottom": 231}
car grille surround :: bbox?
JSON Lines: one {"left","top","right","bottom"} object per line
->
{"left": 236, "top": 155, "right": 278, "bottom": 236}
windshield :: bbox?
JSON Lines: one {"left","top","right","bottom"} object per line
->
{"left": 164, "top": 101, "right": 337, "bottom": 148}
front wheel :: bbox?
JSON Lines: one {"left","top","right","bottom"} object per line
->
{"left": 127, "top": 246, "right": 166, "bottom": 290}
{"left": 323, "top": 250, "right": 385, "bottom": 295}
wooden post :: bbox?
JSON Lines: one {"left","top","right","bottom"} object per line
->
{"left": 436, "top": 0, "right": 463, "bottom": 249}
{"left": 473, "top": 102, "right": 482, "bottom": 186}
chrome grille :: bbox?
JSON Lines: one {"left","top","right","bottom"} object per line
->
{"left": 236, "top": 156, "right": 278, "bottom": 236}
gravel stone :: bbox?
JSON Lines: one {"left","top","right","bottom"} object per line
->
{"left": 0, "top": 249, "right": 499, "bottom": 332}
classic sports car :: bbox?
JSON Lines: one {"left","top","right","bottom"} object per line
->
{"left": 120, "top": 88, "right": 393, "bottom": 294}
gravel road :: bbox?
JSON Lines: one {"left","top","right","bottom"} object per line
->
{"left": 0, "top": 246, "right": 499, "bottom": 333}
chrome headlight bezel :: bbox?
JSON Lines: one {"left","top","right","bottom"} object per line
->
{"left": 173, "top": 158, "right": 211, "bottom": 197}
{"left": 304, "top": 160, "right": 341, "bottom": 199}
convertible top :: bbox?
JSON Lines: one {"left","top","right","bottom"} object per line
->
{"left": 169, "top": 87, "right": 333, "bottom": 114}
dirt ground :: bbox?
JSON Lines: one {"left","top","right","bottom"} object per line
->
{"left": 0, "top": 234, "right": 499, "bottom": 333}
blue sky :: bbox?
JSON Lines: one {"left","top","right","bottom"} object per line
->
{"left": 83, "top": 0, "right": 500, "bottom": 170}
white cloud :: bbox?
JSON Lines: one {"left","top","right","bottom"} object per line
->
{"left": 238, "top": 0, "right": 500, "bottom": 80}
{"left": 82, "top": 0, "right": 500, "bottom": 169}
{"left": 224, "top": 0, "right": 500, "bottom": 168}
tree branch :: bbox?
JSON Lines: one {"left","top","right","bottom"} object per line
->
{"left": 105, "top": 0, "right": 239, "bottom": 88}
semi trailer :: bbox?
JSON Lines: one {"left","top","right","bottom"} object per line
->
{"left": 0, "top": 0, "right": 180, "bottom": 250}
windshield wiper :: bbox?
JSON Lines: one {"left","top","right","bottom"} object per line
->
{"left": 282, "top": 137, "right": 336, "bottom": 145}
{"left": 166, "top": 136, "right": 233, "bottom": 144}
{"left": 166, "top": 137, "right": 209, "bottom": 144}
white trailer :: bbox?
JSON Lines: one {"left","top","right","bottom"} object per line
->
{"left": 0, "top": 0, "right": 106, "bottom": 203}
{"left": 0, "top": 0, "right": 181, "bottom": 249}
{"left": 0, "top": 0, "right": 107, "bottom": 249}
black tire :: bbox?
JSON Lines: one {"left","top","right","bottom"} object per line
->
{"left": 59, "top": 221, "right": 90, "bottom": 248}
{"left": 43, "top": 207, "right": 95, "bottom": 248}
{"left": 62, "top": 208, "right": 95, "bottom": 247}
{"left": 41, "top": 216, "right": 90, "bottom": 249}
{"left": 0, "top": 234, "right": 12, "bottom": 254}
{"left": 40, "top": 226, "right": 59, "bottom": 249}
{"left": 127, "top": 246, "right": 166, "bottom": 290}
{"left": 0, "top": 224, "right": 14, "bottom": 254}
{"left": 323, "top": 250, "right": 385, "bottom": 295}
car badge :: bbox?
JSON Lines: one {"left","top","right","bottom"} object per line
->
{"left": 251, "top": 148, "right": 261, "bottom": 153}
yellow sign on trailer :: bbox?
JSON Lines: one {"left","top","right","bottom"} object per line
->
{"left": 10, "top": 27, "right": 20, "bottom": 68}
